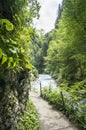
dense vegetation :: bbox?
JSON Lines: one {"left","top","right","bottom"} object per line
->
{"left": 18, "top": 99, "right": 40, "bottom": 130}
{"left": 45, "top": 0, "right": 86, "bottom": 84}
{"left": 0, "top": 0, "right": 40, "bottom": 71}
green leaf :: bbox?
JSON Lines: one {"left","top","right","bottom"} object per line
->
{"left": 0, "top": 19, "right": 14, "bottom": 31}
{"left": 0, "top": 48, "right": 2, "bottom": 59}
{"left": 13, "top": 62, "right": 17, "bottom": 68}
{"left": 10, "top": 39, "right": 17, "bottom": 45}
{"left": 8, "top": 57, "right": 13, "bottom": 67}
{"left": 1, "top": 55, "right": 7, "bottom": 64}
{"left": 25, "top": 63, "right": 33, "bottom": 70}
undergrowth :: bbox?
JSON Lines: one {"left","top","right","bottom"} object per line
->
{"left": 42, "top": 79, "right": 86, "bottom": 130}
{"left": 18, "top": 99, "right": 40, "bottom": 130}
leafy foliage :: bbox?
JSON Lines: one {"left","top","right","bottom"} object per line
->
{"left": 45, "top": 0, "right": 86, "bottom": 84}
{"left": 0, "top": 0, "right": 40, "bottom": 72}
{"left": 18, "top": 99, "right": 40, "bottom": 130}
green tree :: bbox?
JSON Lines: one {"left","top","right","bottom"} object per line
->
{"left": 30, "top": 29, "right": 48, "bottom": 73}
{"left": 45, "top": 0, "right": 86, "bottom": 84}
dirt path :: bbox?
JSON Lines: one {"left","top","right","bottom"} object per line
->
{"left": 30, "top": 91, "right": 78, "bottom": 130}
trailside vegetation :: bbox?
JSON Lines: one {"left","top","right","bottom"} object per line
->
{"left": 42, "top": 80, "right": 86, "bottom": 130}
{"left": 18, "top": 99, "right": 40, "bottom": 130}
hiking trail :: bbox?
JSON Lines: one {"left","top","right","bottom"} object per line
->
{"left": 30, "top": 91, "right": 78, "bottom": 130}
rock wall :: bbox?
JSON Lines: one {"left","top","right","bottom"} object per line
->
{"left": 0, "top": 69, "right": 30, "bottom": 130}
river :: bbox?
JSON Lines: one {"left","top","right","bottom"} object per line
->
{"left": 31, "top": 74, "right": 56, "bottom": 92}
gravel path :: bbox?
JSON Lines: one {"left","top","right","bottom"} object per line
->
{"left": 30, "top": 91, "right": 78, "bottom": 130}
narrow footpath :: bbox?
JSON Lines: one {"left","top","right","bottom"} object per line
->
{"left": 30, "top": 91, "right": 78, "bottom": 130}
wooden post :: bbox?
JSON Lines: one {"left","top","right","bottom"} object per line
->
{"left": 60, "top": 91, "right": 65, "bottom": 109}
{"left": 49, "top": 84, "right": 51, "bottom": 93}
{"left": 40, "top": 81, "right": 42, "bottom": 97}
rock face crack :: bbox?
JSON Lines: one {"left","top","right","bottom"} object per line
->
{"left": 30, "top": 92, "right": 78, "bottom": 130}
